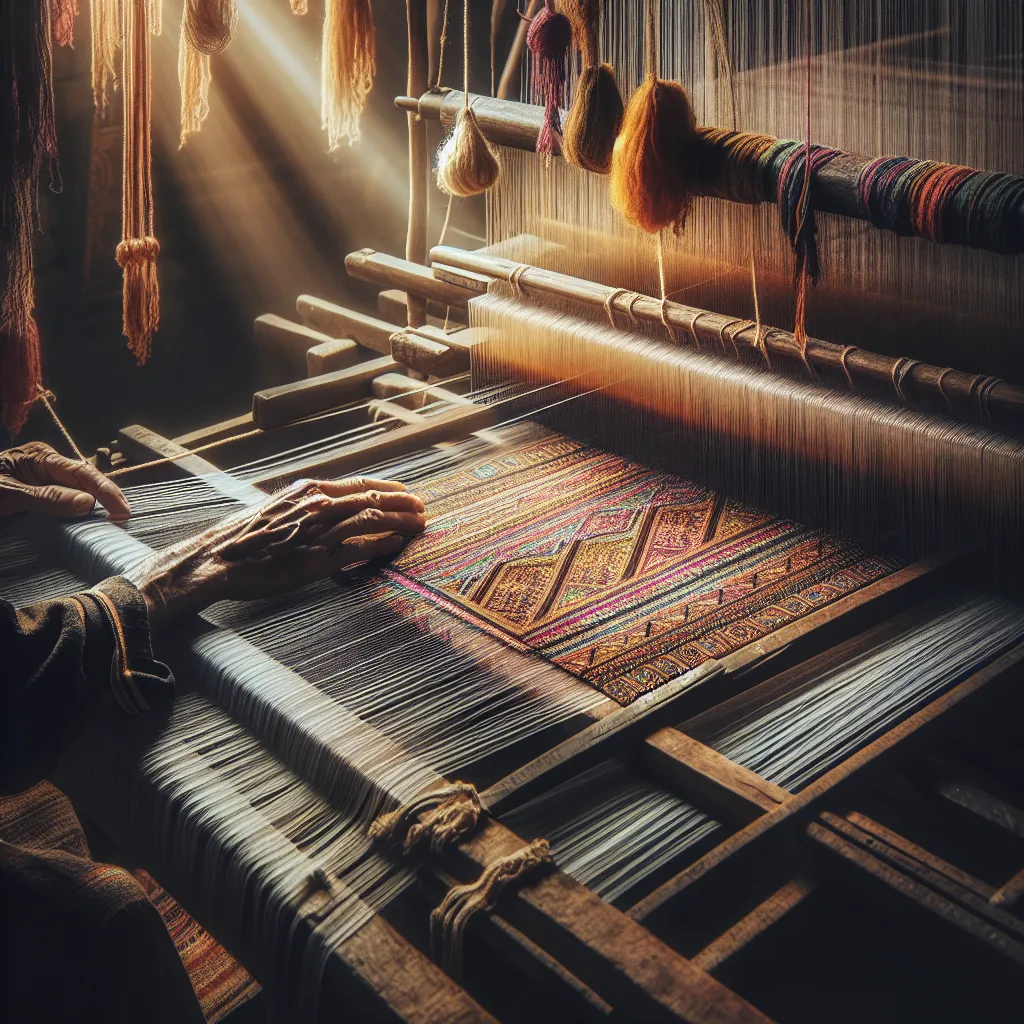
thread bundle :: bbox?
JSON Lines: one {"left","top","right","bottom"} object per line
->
{"left": 119, "top": 0, "right": 160, "bottom": 364}
{"left": 526, "top": 0, "right": 573, "bottom": 158}
{"left": 435, "top": 0, "right": 500, "bottom": 198}
{"left": 321, "top": 0, "right": 376, "bottom": 149}
{"left": 1, "top": 0, "right": 59, "bottom": 434}
{"left": 858, "top": 156, "right": 1024, "bottom": 253}
{"left": 52, "top": 0, "right": 78, "bottom": 48}
{"left": 90, "top": 0, "right": 120, "bottom": 112}
{"left": 561, "top": 0, "right": 623, "bottom": 174}
{"left": 178, "top": 0, "right": 238, "bottom": 147}
{"left": 609, "top": 76, "right": 696, "bottom": 234}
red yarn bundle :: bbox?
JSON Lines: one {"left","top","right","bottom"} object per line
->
{"left": 52, "top": 0, "right": 78, "bottom": 47}
{"left": 526, "top": 0, "right": 573, "bottom": 158}
{"left": 1, "top": 0, "right": 59, "bottom": 434}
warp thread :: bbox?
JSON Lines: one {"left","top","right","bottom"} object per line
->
{"left": 1, "top": 0, "right": 59, "bottom": 434}
{"left": 368, "top": 783, "right": 482, "bottom": 854}
{"left": 430, "top": 839, "right": 551, "bottom": 979}
{"left": 857, "top": 156, "right": 1024, "bottom": 253}
{"left": 525, "top": 0, "right": 572, "bottom": 159}
{"left": 52, "top": 0, "right": 78, "bottom": 47}
{"left": 322, "top": 0, "right": 375, "bottom": 149}
{"left": 90, "top": 0, "right": 120, "bottom": 112}
{"left": 178, "top": 0, "right": 238, "bottom": 146}
{"left": 435, "top": 0, "right": 500, "bottom": 198}
{"left": 118, "top": 0, "right": 160, "bottom": 364}
{"left": 561, "top": 0, "right": 623, "bottom": 175}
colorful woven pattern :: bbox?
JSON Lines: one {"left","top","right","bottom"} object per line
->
{"left": 135, "top": 870, "right": 261, "bottom": 1023}
{"left": 389, "top": 429, "right": 901, "bottom": 705}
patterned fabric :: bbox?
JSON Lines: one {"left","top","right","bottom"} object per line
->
{"left": 388, "top": 429, "right": 902, "bottom": 705}
{"left": 135, "top": 871, "right": 261, "bottom": 1024}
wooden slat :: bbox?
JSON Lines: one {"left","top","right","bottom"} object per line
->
{"left": 372, "top": 373, "right": 473, "bottom": 409}
{"left": 629, "top": 640, "right": 1024, "bottom": 926}
{"left": 297, "top": 295, "right": 396, "bottom": 355}
{"left": 391, "top": 330, "right": 469, "bottom": 377}
{"left": 639, "top": 730, "right": 790, "bottom": 825}
{"left": 807, "top": 820, "right": 1024, "bottom": 965}
{"left": 255, "top": 314, "right": 349, "bottom": 371}
{"left": 307, "top": 338, "right": 363, "bottom": 376}
{"left": 378, "top": 288, "right": 458, "bottom": 326}
{"left": 346, "top": 248, "right": 475, "bottom": 308}
{"left": 252, "top": 355, "right": 400, "bottom": 430}
{"left": 367, "top": 399, "right": 428, "bottom": 428}
{"left": 843, "top": 811, "right": 996, "bottom": 900}
{"left": 692, "top": 877, "right": 814, "bottom": 972}
{"left": 936, "top": 781, "right": 1024, "bottom": 842}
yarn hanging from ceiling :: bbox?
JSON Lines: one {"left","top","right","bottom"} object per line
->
{"left": 321, "top": 0, "right": 376, "bottom": 148}
{"left": 525, "top": 0, "right": 573, "bottom": 158}
{"left": 0, "top": 0, "right": 58, "bottom": 434}
{"left": 178, "top": 0, "right": 238, "bottom": 147}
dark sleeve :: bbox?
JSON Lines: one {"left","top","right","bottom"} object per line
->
{"left": 1, "top": 576, "right": 175, "bottom": 794}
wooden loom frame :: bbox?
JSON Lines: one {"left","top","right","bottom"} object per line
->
{"left": 66, "top": 4, "right": 1024, "bottom": 1018}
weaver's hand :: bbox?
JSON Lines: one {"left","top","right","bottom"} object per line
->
{"left": 0, "top": 441, "right": 131, "bottom": 520}
{"left": 134, "top": 477, "right": 426, "bottom": 633}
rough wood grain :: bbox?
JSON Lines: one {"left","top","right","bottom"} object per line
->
{"left": 307, "top": 338, "right": 362, "bottom": 376}
{"left": 347, "top": 248, "right": 475, "bottom": 308}
{"left": 297, "top": 295, "right": 397, "bottom": 355}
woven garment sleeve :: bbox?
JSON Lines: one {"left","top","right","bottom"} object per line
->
{"left": 1, "top": 576, "right": 174, "bottom": 794}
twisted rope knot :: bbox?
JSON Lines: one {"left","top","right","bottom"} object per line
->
{"left": 368, "top": 782, "right": 482, "bottom": 855}
{"left": 115, "top": 236, "right": 160, "bottom": 268}
{"left": 430, "top": 839, "right": 552, "bottom": 978}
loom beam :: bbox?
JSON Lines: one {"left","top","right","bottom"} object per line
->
{"left": 405, "top": 0, "right": 430, "bottom": 328}
{"left": 398, "top": 91, "right": 1024, "bottom": 258}
{"left": 430, "top": 246, "right": 1024, "bottom": 425}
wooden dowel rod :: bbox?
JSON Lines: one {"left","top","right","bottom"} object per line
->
{"left": 430, "top": 245, "right": 1024, "bottom": 422}
{"left": 496, "top": 0, "right": 540, "bottom": 100}
{"left": 398, "top": 91, "right": 1024, "bottom": 257}
{"left": 405, "top": 1, "right": 430, "bottom": 328}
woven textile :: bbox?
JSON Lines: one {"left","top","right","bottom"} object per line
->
{"left": 389, "top": 429, "right": 901, "bottom": 704}
{"left": 135, "top": 870, "right": 262, "bottom": 1024}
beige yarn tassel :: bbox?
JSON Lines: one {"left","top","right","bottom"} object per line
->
{"left": 290, "top": 0, "right": 309, "bottom": 13}
{"left": 118, "top": 0, "right": 159, "bottom": 363}
{"left": 321, "top": 0, "right": 376, "bottom": 149}
{"left": 368, "top": 783, "right": 482, "bottom": 854}
{"left": 90, "top": 0, "right": 120, "bottom": 112}
{"left": 430, "top": 839, "right": 552, "bottom": 979}
{"left": 178, "top": 0, "right": 237, "bottom": 147}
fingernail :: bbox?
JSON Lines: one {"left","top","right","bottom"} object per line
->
{"left": 411, "top": 497, "right": 425, "bottom": 512}
{"left": 73, "top": 493, "right": 94, "bottom": 514}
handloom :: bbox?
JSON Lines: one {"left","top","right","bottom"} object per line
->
{"left": 7, "top": 1, "right": 1024, "bottom": 1021}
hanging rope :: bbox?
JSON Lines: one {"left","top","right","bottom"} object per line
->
{"left": 1, "top": 0, "right": 59, "bottom": 435}
{"left": 52, "top": 0, "right": 78, "bottom": 48}
{"left": 90, "top": 0, "right": 120, "bottom": 112}
{"left": 117, "top": 0, "right": 160, "bottom": 364}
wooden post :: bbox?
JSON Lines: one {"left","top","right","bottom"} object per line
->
{"left": 406, "top": 0, "right": 430, "bottom": 329}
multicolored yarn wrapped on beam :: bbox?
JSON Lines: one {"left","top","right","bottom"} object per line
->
{"left": 858, "top": 156, "right": 1024, "bottom": 253}
{"left": 525, "top": 0, "right": 572, "bottom": 158}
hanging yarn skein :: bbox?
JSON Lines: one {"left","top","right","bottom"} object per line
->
{"left": 1, "top": 0, "right": 59, "bottom": 434}
{"left": 118, "top": 0, "right": 160, "bottom": 364}
{"left": 90, "top": 0, "right": 120, "bottom": 112}
{"left": 52, "top": 0, "right": 78, "bottom": 48}
{"left": 525, "top": 0, "right": 572, "bottom": 159}
{"left": 609, "top": 0, "right": 695, "bottom": 233}
{"left": 178, "top": 0, "right": 238, "bottom": 146}
{"left": 290, "top": 0, "right": 308, "bottom": 14}
{"left": 321, "top": 0, "right": 376, "bottom": 149}
{"left": 561, "top": 0, "right": 623, "bottom": 174}
{"left": 435, "top": 0, "right": 500, "bottom": 198}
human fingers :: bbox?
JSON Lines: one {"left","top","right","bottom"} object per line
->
{"left": 333, "top": 531, "right": 409, "bottom": 568}
{"left": 313, "top": 477, "right": 408, "bottom": 498}
{"left": 23, "top": 448, "right": 131, "bottom": 520}
{"left": 319, "top": 489, "right": 425, "bottom": 524}
{"left": 322, "top": 508, "right": 426, "bottom": 545}
{"left": 0, "top": 481, "right": 102, "bottom": 518}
